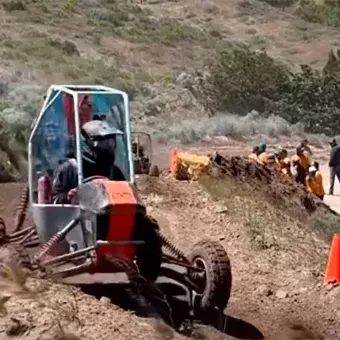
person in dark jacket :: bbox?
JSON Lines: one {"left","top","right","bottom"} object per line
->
{"left": 328, "top": 139, "right": 340, "bottom": 195}
{"left": 291, "top": 154, "right": 307, "bottom": 186}
{"left": 52, "top": 119, "right": 126, "bottom": 204}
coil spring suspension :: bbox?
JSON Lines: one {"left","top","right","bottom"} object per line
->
{"left": 13, "top": 186, "right": 29, "bottom": 232}
{"left": 157, "top": 231, "right": 189, "bottom": 264}
{"left": 34, "top": 233, "right": 63, "bottom": 262}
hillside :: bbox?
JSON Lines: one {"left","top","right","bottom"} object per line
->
{"left": 1, "top": 0, "right": 340, "bottom": 181}
{"left": 1, "top": 0, "right": 340, "bottom": 127}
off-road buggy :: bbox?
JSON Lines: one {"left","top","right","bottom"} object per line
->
{"left": 131, "top": 131, "right": 159, "bottom": 176}
{"left": 2, "top": 85, "right": 232, "bottom": 330}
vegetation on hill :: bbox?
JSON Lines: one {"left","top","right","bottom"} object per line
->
{"left": 296, "top": 0, "right": 340, "bottom": 28}
{"left": 204, "top": 46, "right": 340, "bottom": 136}
{"left": 1, "top": 0, "right": 340, "bottom": 179}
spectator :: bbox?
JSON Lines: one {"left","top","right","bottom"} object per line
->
{"left": 306, "top": 165, "right": 325, "bottom": 201}
{"left": 328, "top": 139, "right": 340, "bottom": 195}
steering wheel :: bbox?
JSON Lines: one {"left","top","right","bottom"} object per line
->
{"left": 82, "top": 175, "right": 109, "bottom": 184}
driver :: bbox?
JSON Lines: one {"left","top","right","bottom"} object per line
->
{"left": 52, "top": 119, "right": 125, "bottom": 204}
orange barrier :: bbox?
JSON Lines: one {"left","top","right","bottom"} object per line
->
{"left": 324, "top": 234, "right": 340, "bottom": 285}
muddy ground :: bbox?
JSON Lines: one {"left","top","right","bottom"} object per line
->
{"left": 0, "top": 140, "right": 340, "bottom": 340}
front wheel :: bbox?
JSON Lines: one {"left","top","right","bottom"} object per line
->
{"left": 187, "top": 240, "right": 232, "bottom": 312}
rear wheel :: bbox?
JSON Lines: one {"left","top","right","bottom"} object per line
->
{"left": 134, "top": 215, "right": 162, "bottom": 281}
{"left": 187, "top": 240, "right": 232, "bottom": 311}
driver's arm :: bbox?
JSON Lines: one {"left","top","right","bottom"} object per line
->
{"left": 52, "top": 161, "right": 78, "bottom": 204}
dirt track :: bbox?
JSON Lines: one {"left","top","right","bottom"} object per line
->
{"left": 0, "top": 141, "right": 340, "bottom": 339}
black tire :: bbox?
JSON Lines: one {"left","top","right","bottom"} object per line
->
{"left": 134, "top": 215, "right": 162, "bottom": 281}
{"left": 187, "top": 240, "right": 232, "bottom": 311}
{"left": 149, "top": 165, "right": 160, "bottom": 177}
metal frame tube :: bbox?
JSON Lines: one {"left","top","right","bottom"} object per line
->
{"left": 96, "top": 240, "right": 144, "bottom": 246}
{"left": 160, "top": 267, "right": 201, "bottom": 293}
{"left": 73, "top": 93, "right": 84, "bottom": 185}
{"left": 18, "top": 229, "right": 37, "bottom": 245}
{"left": 9, "top": 226, "right": 36, "bottom": 239}
{"left": 28, "top": 89, "right": 62, "bottom": 203}
{"left": 162, "top": 254, "right": 203, "bottom": 272}
{"left": 41, "top": 246, "right": 95, "bottom": 266}
{"left": 51, "top": 259, "right": 93, "bottom": 279}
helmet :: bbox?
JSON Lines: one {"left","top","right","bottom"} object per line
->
{"left": 81, "top": 120, "right": 123, "bottom": 164}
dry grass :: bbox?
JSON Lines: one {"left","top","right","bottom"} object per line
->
{"left": 156, "top": 111, "right": 303, "bottom": 144}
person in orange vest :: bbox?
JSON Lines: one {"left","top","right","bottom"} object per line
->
{"left": 257, "top": 143, "right": 271, "bottom": 164}
{"left": 296, "top": 146, "right": 312, "bottom": 172}
{"left": 248, "top": 146, "right": 260, "bottom": 161}
{"left": 275, "top": 149, "right": 291, "bottom": 176}
{"left": 298, "top": 139, "right": 313, "bottom": 157}
{"left": 306, "top": 165, "right": 325, "bottom": 200}
{"left": 291, "top": 154, "right": 306, "bottom": 186}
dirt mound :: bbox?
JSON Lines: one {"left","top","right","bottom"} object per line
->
{"left": 135, "top": 173, "right": 340, "bottom": 339}
{"left": 210, "top": 155, "right": 338, "bottom": 220}
{"left": 0, "top": 269, "right": 187, "bottom": 340}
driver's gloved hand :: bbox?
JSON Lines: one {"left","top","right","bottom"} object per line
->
{"left": 67, "top": 188, "right": 77, "bottom": 202}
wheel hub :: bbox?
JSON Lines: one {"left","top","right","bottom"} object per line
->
{"left": 189, "top": 257, "right": 207, "bottom": 294}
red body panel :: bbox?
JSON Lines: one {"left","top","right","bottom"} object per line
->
{"left": 94, "top": 180, "right": 138, "bottom": 262}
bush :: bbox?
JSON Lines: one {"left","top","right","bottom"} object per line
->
{"left": 205, "top": 46, "right": 290, "bottom": 114}
{"left": 204, "top": 46, "right": 340, "bottom": 136}
{"left": 259, "top": 0, "right": 297, "bottom": 10}
{"left": 296, "top": 0, "right": 340, "bottom": 27}
{"left": 157, "top": 111, "right": 297, "bottom": 144}
{"left": 2, "top": 0, "right": 26, "bottom": 12}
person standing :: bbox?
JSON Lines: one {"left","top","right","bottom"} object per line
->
{"left": 291, "top": 155, "right": 307, "bottom": 186}
{"left": 328, "top": 139, "right": 340, "bottom": 195}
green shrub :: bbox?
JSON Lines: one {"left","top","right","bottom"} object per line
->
{"left": 259, "top": 0, "right": 297, "bottom": 9}
{"left": 204, "top": 46, "right": 340, "bottom": 135}
{"left": 2, "top": 0, "right": 26, "bottom": 12}
{"left": 296, "top": 0, "right": 340, "bottom": 27}
{"left": 204, "top": 46, "right": 290, "bottom": 114}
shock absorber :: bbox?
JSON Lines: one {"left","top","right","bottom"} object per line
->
{"left": 34, "top": 219, "right": 79, "bottom": 262}
{"left": 156, "top": 231, "right": 190, "bottom": 264}
{"left": 13, "top": 186, "right": 29, "bottom": 232}
{"left": 34, "top": 233, "right": 64, "bottom": 262}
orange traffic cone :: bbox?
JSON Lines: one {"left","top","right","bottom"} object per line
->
{"left": 170, "top": 149, "right": 178, "bottom": 175}
{"left": 324, "top": 234, "right": 340, "bottom": 285}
